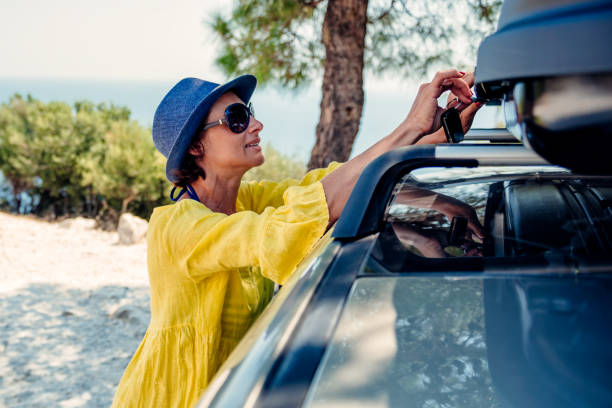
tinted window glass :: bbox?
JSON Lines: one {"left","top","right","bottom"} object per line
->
{"left": 304, "top": 274, "right": 612, "bottom": 408}
{"left": 304, "top": 277, "right": 495, "bottom": 408}
{"left": 380, "top": 167, "right": 612, "bottom": 263}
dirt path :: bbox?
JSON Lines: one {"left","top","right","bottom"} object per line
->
{"left": 0, "top": 211, "right": 150, "bottom": 407}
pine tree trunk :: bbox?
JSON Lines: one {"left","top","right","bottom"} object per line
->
{"left": 307, "top": 0, "right": 368, "bottom": 170}
{"left": 121, "top": 193, "right": 136, "bottom": 215}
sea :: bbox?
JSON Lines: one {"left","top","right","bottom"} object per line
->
{"left": 0, "top": 77, "right": 502, "bottom": 203}
{"left": 0, "top": 77, "right": 502, "bottom": 157}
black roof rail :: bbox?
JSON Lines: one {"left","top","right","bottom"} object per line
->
{"left": 464, "top": 128, "right": 519, "bottom": 143}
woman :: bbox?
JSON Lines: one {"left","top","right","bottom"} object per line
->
{"left": 112, "top": 69, "right": 479, "bottom": 407}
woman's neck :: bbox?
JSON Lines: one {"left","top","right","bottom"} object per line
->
{"left": 187, "top": 173, "right": 243, "bottom": 215}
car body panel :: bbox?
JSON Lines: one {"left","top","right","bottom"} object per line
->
{"left": 197, "top": 232, "right": 340, "bottom": 407}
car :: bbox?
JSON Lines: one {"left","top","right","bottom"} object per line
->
{"left": 196, "top": 1, "right": 612, "bottom": 407}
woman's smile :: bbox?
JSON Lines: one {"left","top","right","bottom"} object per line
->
{"left": 245, "top": 137, "right": 261, "bottom": 151}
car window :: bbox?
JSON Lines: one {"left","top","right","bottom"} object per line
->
{"left": 303, "top": 273, "right": 612, "bottom": 408}
{"left": 377, "top": 167, "right": 612, "bottom": 268}
{"left": 303, "top": 276, "right": 495, "bottom": 408}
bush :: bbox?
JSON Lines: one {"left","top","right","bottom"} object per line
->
{"left": 0, "top": 94, "right": 169, "bottom": 222}
{"left": 0, "top": 95, "right": 82, "bottom": 214}
{"left": 243, "top": 143, "right": 306, "bottom": 182}
{"left": 0, "top": 94, "right": 303, "bottom": 224}
{"left": 80, "top": 120, "right": 168, "bottom": 225}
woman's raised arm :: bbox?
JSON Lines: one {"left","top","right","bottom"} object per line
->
{"left": 321, "top": 69, "right": 474, "bottom": 225}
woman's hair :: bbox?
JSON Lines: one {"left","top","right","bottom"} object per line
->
{"left": 171, "top": 131, "right": 206, "bottom": 188}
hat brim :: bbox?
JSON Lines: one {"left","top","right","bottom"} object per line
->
{"left": 165, "top": 74, "right": 257, "bottom": 183}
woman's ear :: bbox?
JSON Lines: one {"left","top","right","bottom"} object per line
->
{"left": 188, "top": 139, "right": 205, "bottom": 158}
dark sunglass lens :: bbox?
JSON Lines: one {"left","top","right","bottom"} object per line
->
{"left": 225, "top": 104, "right": 250, "bottom": 133}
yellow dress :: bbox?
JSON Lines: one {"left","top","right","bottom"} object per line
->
{"left": 111, "top": 163, "right": 341, "bottom": 408}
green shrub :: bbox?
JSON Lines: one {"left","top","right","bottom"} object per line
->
{"left": 0, "top": 95, "right": 84, "bottom": 214}
{"left": 0, "top": 94, "right": 169, "bottom": 222}
{"left": 0, "top": 93, "right": 303, "bottom": 223}
{"left": 80, "top": 120, "right": 168, "bottom": 224}
{"left": 243, "top": 143, "right": 306, "bottom": 182}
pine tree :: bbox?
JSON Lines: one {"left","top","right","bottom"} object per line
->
{"left": 211, "top": 0, "right": 501, "bottom": 168}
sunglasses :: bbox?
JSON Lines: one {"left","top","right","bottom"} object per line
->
{"left": 202, "top": 102, "right": 255, "bottom": 134}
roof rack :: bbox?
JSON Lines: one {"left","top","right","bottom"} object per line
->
{"left": 463, "top": 128, "right": 519, "bottom": 143}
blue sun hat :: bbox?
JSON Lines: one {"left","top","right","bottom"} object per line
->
{"left": 152, "top": 74, "right": 257, "bottom": 183}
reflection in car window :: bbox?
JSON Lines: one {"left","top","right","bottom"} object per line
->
{"left": 408, "top": 166, "right": 565, "bottom": 183}
{"left": 304, "top": 277, "right": 499, "bottom": 408}
{"left": 304, "top": 274, "right": 612, "bottom": 408}
{"left": 382, "top": 167, "right": 612, "bottom": 262}
{"left": 386, "top": 182, "right": 489, "bottom": 258}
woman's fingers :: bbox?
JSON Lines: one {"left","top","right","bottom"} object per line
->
{"left": 415, "top": 128, "right": 446, "bottom": 145}
{"left": 430, "top": 69, "right": 465, "bottom": 88}
{"left": 460, "top": 71, "right": 475, "bottom": 87}
{"left": 431, "top": 69, "right": 470, "bottom": 97}
{"left": 404, "top": 69, "right": 474, "bottom": 139}
{"left": 460, "top": 101, "right": 483, "bottom": 133}
{"left": 440, "top": 78, "right": 472, "bottom": 103}
{"left": 446, "top": 72, "right": 475, "bottom": 110}
{"left": 468, "top": 218, "right": 485, "bottom": 239}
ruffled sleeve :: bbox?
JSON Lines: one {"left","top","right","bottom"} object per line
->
{"left": 238, "top": 161, "right": 342, "bottom": 213}
{"left": 169, "top": 182, "right": 329, "bottom": 285}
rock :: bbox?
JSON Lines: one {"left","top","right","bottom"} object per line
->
{"left": 58, "top": 217, "right": 96, "bottom": 230}
{"left": 111, "top": 308, "right": 131, "bottom": 321}
{"left": 117, "top": 213, "right": 148, "bottom": 245}
{"left": 108, "top": 304, "right": 145, "bottom": 326}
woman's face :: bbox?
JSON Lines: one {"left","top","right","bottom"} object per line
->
{"left": 198, "top": 91, "right": 264, "bottom": 177}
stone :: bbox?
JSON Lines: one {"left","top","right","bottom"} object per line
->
{"left": 117, "top": 213, "right": 148, "bottom": 245}
{"left": 108, "top": 304, "right": 145, "bottom": 326}
{"left": 58, "top": 217, "right": 96, "bottom": 230}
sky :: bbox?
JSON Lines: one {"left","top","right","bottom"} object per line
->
{"left": 0, "top": 0, "right": 436, "bottom": 91}
{"left": 0, "top": 0, "right": 229, "bottom": 81}
{"left": 0, "top": 0, "right": 502, "bottom": 159}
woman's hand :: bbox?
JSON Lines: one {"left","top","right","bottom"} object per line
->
{"left": 445, "top": 72, "right": 475, "bottom": 110}
{"left": 429, "top": 72, "right": 475, "bottom": 131}
{"left": 416, "top": 71, "right": 482, "bottom": 145}
{"left": 392, "top": 223, "right": 448, "bottom": 258}
{"left": 321, "top": 69, "right": 473, "bottom": 226}
{"left": 432, "top": 194, "right": 484, "bottom": 239}
{"left": 444, "top": 71, "right": 482, "bottom": 133}
{"left": 402, "top": 69, "right": 473, "bottom": 137}
{"left": 416, "top": 101, "right": 483, "bottom": 144}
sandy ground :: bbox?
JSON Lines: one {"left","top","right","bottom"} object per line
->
{"left": 0, "top": 211, "right": 151, "bottom": 407}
